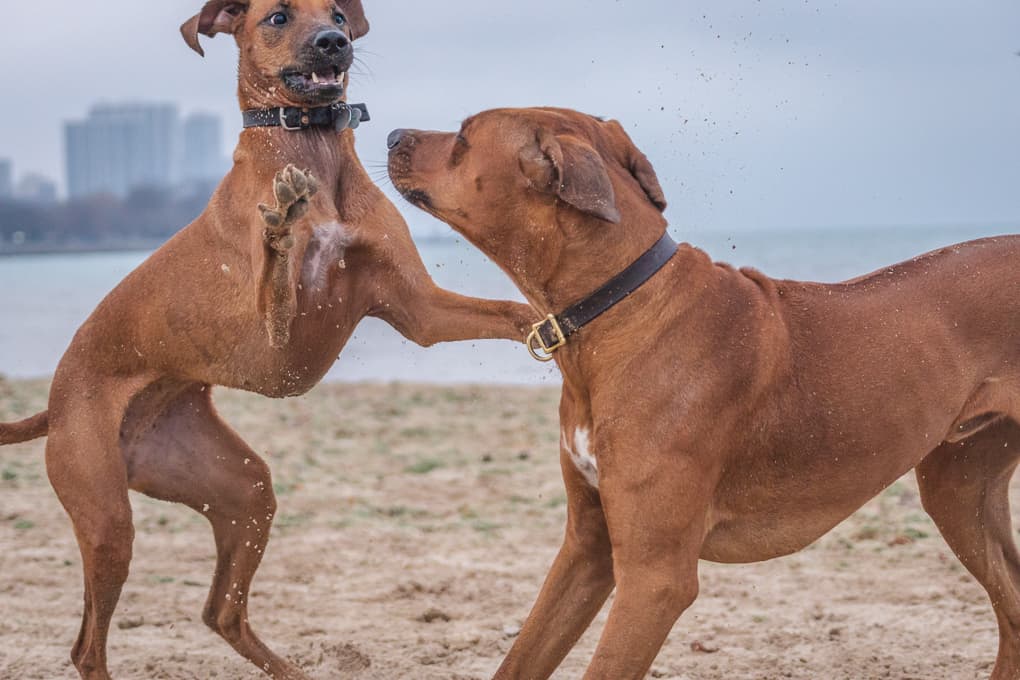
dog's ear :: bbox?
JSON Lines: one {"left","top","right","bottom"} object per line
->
{"left": 336, "top": 0, "right": 370, "bottom": 41}
{"left": 629, "top": 150, "right": 667, "bottom": 212}
{"left": 520, "top": 128, "right": 621, "bottom": 224}
{"left": 181, "top": 1, "right": 249, "bottom": 57}
{"left": 606, "top": 120, "right": 667, "bottom": 212}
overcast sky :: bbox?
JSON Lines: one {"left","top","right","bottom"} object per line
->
{"left": 0, "top": 1, "right": 1017, "bottom": 233}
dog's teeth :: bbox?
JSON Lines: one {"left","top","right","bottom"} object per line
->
{"left": 311, "top": 72, "right": 320, "bottom": 84}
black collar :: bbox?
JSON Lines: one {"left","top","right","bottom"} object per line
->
{"left": 242, "top": 102, "right": 370, "bottom": 132}
{"left": 526, "top": 232, "right": 678, "bottom": 362}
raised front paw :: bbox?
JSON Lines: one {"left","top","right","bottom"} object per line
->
{"left": 258, "top": 164, "right": 320, "bottom": 254}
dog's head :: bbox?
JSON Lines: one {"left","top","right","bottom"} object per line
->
{"left": 387, "top": 108, "right": 667, "bottom": 259}
{"left": 182, "top": 0, "right": 369, "bottom": 107}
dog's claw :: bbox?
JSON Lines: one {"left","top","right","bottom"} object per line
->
{"left": 260, "top": 164, "right": 318, "bottom": 253}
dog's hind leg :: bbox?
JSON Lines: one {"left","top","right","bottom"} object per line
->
{"left": 124, "top": 384, "right": 308, "bottom": 680}
{"left": 917, "top": 418, "right": 1020, "bottom": 680}
{"left": 45, "top": 386, "right": 138, "bottom": 680}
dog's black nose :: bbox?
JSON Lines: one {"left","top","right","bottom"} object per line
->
{"left": 387, "top": 129, "right": 408, "bottom": 150}
{"left": 314, "top": 30, "right": 350, "bottom": 56}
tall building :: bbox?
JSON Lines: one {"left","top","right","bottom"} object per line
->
{"left": 0, "top": 159, "right": 11, "bottom": 199}
{"left": 65, "top": 103, "right": 181, "bottom": 199}
{"left": 181, "top": 113, "right": 225, "bottom": 183}
{"left": 16, "top": 173, "right": 58, "bottom": 204}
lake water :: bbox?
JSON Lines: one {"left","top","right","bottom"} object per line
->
{"left": 0, "top": 224, "right": 1013, "bottom": 385}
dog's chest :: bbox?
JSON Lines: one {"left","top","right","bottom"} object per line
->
{"left": 301, "top": 222, "right": 351, "bottom": 293}
{"left": 562, "top": 426, "right": 599, "bottom": 488}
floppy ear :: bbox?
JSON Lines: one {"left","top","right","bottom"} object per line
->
{"left": 181, "top": 1, "right": 248, "bottom": 57}
{"left": 629, "top": 150, "right": 667, "bottom": 212}
{"left": 605, "top": 120, "right": 667, "bottom": 212}
{"left": 336, "top": 0, "right": 370, "bottom": 40}
{"left": 519, "top": 129, "right": 621, "bottom": 224}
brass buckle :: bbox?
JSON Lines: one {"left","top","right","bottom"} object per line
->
{"left": 526, "top": 314, "right": 566, "bottom": 362}
{"left": 279, "top": 108, "right": 305, "bottom": 131}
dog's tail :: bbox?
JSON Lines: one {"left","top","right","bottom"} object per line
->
{"left": 0, "top": 411, "right": 49, "bottom": 445}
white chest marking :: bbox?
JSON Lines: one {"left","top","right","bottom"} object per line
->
{"left": 301, "top": 222, "right": 350, "bottom": 292}
{"left": 563, "top": 427, "right": 599, "bottom": 489}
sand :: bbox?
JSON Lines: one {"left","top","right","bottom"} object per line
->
{"left": 0, "top": 376, "right": 1002, "bottom": 679}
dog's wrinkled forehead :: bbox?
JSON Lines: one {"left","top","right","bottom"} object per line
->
{"left": 469, "top": 108, "right": 668, "bottom": 216}
{"left": 472, "top": 109, "right": 609, "bottom": 151}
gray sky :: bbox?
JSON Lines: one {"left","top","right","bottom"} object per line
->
{"left": 1, "top": 1, "right": 1017, "bottom": 232}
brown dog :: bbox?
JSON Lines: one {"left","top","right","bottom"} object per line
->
{"left": 0, "top": 4, "right": 532, "bottom": 679}
{"left": 388, "top": 107, "right": 1020, "bottom": 679}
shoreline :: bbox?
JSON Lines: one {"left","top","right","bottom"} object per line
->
{"left": 0, "top": 234, "right": 470, "bottom": 258}
{"left": 2, "top": 222, "right": 1016, "bottom": 259}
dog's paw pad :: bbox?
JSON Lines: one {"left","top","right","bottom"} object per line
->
{"left": 259, "top": 204, "right": 284, "bottom": 229}
{"left": 260, "top": 165, "right": 320, "bottom": 251}
{"left": 274, "top": 175, "right": 298, "bottom": 207}
{"left": 272, "top": 165, "right": 317, "bottom": 212}
{"left": 306, "top": 173, "right": 321, "bottom": 197}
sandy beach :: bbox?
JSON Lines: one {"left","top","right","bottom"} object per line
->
{"left": 0, "top": 376, "right": 1002, "bottom": 679}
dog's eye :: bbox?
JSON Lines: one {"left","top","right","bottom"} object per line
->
{"left": 333, "top": 12, "right": 347, "bottom": 26}
{"left": 269, "top": 12, "right": 288, "bottom": 26}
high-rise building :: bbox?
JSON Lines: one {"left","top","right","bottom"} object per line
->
{"left": 65, "top": 103, "right": 181, "bottom": 199}
{"left": 181, "top": 113, "right": 225, "bottom": 183}
{"left": 16, "top": 173, "right": 58, "bottom": 204}
{"left": 0, "top": 159, "right": 11, "bottom": 199}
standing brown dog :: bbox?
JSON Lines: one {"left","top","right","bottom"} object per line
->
{"left": 388, "top": 107, "right": 1020, "bottom": 680}
{"left": 0, "top": 4, "right": 532, "bottom": 679}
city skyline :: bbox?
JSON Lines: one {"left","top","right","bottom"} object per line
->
{"left": 65, "top": 103, "right": 226, "bottom": 200}
{"left": 1, "top": 103, "right": 227, "bottom": 202}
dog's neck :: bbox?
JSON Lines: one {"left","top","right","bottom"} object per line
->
{"left": 507, "top": 212, "right": 671, "bottom": 314}
{"left": 545, "top": 241, "right": 714, "bottom": 386}
{"left": 487, "top": 209, "right": 711, "bottom": 381}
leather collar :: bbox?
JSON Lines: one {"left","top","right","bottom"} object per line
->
{"left": 242, "top": 102, "right": 370, "bottom": 132}
{"left": 526, "top": 232, "right": 678, "bottom": 362}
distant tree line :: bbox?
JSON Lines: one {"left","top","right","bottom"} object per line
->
{"left": 0, "top": 182, "right": 218, "bottom": 253}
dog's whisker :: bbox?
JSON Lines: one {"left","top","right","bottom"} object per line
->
{"left": 351, "top": 57, "right": 377, "bottom": 79}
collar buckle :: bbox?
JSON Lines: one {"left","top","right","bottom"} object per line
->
{"left": 279, "top": 108, "right": 306, "bottom": 131}
{"left": 526, "top": 314, "right": 566, "bottom": 362}
{"left": 520, "top": 232, "right": 677, "bottom": 364}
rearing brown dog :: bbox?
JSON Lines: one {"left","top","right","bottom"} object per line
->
{"left": 0, "top": 4, "right": 532, "bottom": 679}
{"left": 388, "top": 107, "right": 1020, "bottom": 679}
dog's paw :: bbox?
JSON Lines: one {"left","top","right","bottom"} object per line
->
{"left": 259, "top": 165, "right": 320, "bottom": 253}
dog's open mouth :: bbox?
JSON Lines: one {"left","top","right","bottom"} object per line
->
{"left": 281, "top": 66, "right": 346, "bottom": 98}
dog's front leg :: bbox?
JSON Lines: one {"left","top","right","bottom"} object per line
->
{"left": 368, "top": 255, "right": 533, "bottom": 345}
{"left": 257, "top": 165, "right": 320, "bottom": 349}
{"left": 402, "top": 285, "right": 534, "bottom": 346}
{"left": 493, "top": 455, "right": 614, "bottom": 680}
{"left": 581, "top": 452, "right": 709, "bottom": 680}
